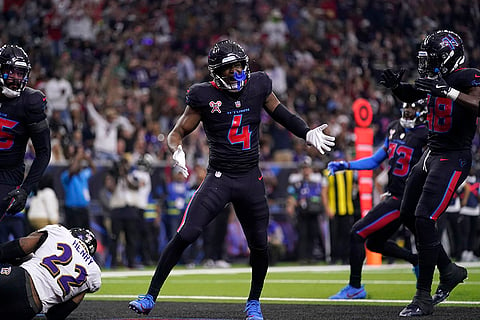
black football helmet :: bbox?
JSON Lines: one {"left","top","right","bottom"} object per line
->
{"left": 70, "top": 227, "right": 97, "bottom": 255}
{"left": 0, "top": 44, "right": 31, "bottom": 98}
{"left": 207, "top": 39, "right": 250, "bottom": 92}
{"left": 417, "top": 30, "right": 464, "bottom": 78}
{"left": 400, "top": 98, "right": 428, "bottom": 129}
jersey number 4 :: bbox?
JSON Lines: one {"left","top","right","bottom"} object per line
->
{"left": 228, "top": 115, "right": 251, "bottom": 150}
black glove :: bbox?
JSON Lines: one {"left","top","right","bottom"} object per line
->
{"left": 379, "top": 68, "right": 406, "bottom": 89}
{"left": 3, "top": 188, "right": 28, "bottom": 214}
{"left": 414, "top": 76, "right": 455, "bottom": 98}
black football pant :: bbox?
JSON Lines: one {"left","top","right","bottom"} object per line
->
{"left": 401, "top": 149, "right": 471, "bottom": 294}
{"left": 148, "top": 167, "right": 269, "bottom": 301}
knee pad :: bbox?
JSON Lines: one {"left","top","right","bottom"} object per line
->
{"left": 415, "top": 217, "right": 440, "bottom": 248}
{"left": 177, "top": 225, "right": 202, "bottom": 244}
{"left": 351, "top": 231, "right": 365, "bottom": 245}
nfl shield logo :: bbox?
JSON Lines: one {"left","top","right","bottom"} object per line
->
{"left": 235, "top": 101, "right": 241, "bottom": 108}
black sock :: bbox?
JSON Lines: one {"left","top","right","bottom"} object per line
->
{"left": 147, "top": 233, "right": 191, "bottom": 299}
{"left": 349, "top": 233, "right": 365, "bottom": 288}
{"left": 248, "top": 247, "right": 269, "bottom": 301}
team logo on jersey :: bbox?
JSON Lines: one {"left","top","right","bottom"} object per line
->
{"left": 0, "top": 267, "right": 11, "bottom": 275}
{"left": 235, "top": 101, "right": 241, "bottom": 108}
{"left": 389, "top": 128, "right": 396, "bottom": 140}
{"left": 209, "top": 101, "right": 222, "bottom": 113}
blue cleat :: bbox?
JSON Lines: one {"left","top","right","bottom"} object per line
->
{"left": 129, "top": 294, "right": 155, "bottom": 315}
{"left": 412, "top": 264, "right": 420, "bottom": 279}
{"left": 329, "top": 284, "right": 367, "bottom": 299}
{"left": 244, "top": 300, "right": 263, "bottom": 320}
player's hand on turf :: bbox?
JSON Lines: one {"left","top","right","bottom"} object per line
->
{"left": 172, "top": 145, "right": 189, "bottom": 178}
{"left": 414, "top": 75, "right": 458, "bottom": 100}
{"left": 327, "top": 161, "right": 349, "bottom": 175}
{"left": 379, "top": 68, "right": 405, "bottom": 89}
{"left": 306, "top": 124, "right": 335, "bottom": 155}
{"left": 3, "top": 187, "right": 28, "bottom": 214}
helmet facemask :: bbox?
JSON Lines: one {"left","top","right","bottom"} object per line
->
{"left": 400, "top": 99, "right": 428, "bottom": 128}
{"left": 0, "top": 45, "right": 31, "bottom": 98}
{"left": 211, "top": 60, "right": 249, "bottom": 92}
{"left": 208, "top": 40, "right": 250, "bottom": 92}
{"left": 1, "top": 65, "right": 30, "bottom": 98}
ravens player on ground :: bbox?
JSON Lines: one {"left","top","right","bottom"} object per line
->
{"left": 129, "top": 39, "right": 335, "bottom": 320}
{"left": 381, "top": 30, "right": 480, "bottom": 317}
{"left": 0, "top": 44, "right": 51, "bottom": 218}
{"left": 328, "top": 99, "right": 428, "bottom": 300}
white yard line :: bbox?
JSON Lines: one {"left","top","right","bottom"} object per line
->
{"left": 86, "top": 294, "right": 480, "bottom": 305}
{"left": 101, "top": 262, "right": 480, "bottom": 278}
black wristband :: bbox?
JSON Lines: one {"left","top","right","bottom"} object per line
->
{"left": 268, "top": 103, "right": 310, "bottom": 139}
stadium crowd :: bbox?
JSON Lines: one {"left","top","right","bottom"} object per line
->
{"left": 1, "top": 0, "right": 480, "bottom": 267}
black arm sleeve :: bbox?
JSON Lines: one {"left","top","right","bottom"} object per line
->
{"left": 0, "top": 239, "right": 25, "bottom": 262}
{"left": 46, "top": 299, "right": 79, "bottom": 320}
{"left": 392, "top": 83, "right": 427, "bottom": 103}
{"left": 22, "top": 122, "right": 51, "bottom": 194}
{"left": 267, "top": 103, "right": 310, "bottom": 139}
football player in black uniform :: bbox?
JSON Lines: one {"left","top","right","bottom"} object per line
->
{"left": 129, "top": 39, "right": 335, "bottom": 319}
{"left": 380, "top": 30, "right": 480, "bottom": 316}
{"left": 328, "top": 99, "right": 428, "bottom": 300}
{"left": 0, "top": 45, "right": 51, "bottom": 218}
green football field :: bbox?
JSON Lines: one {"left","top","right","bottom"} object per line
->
{"left": 91, "top": 262, "right": 480, "bottom": 306}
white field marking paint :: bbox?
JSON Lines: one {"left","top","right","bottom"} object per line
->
{"left": 101, "top": 262, "right": 480, "bottom": 278}
{"left": 86, "top": 295, "right": 480, "bottom": 305}
{"left": 101, "top": 278, "right": 480, "bottom": 286}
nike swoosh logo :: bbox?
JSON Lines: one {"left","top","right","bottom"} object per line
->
{"left": 258, "top": 176, "right": 263, "bottom": 181}
{"left": 435, "top": 84, "right": 447, "bottom": 89}
{"left": 346, "top": 290, "right": 364, "bottom": 298}
{"left": 475, "top": 74, "right": 480, "bottom": 78}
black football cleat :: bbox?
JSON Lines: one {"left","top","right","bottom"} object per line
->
{"left": 432, "top": 263, "right": 468, "bottom": 305}
{"left": 399, "top": 294, "right": 433, "bottom": 317}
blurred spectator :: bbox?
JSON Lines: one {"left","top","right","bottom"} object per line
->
{"left": 27, "top": 174, "right": 59, "bottom": 230}
{"left": 131, "top": 154, "right": 154, "bottom": 266}
{"left": 85, "top": 98, "right": 134, "bottom": 162}
{"left": 286, "top": 156, "right": 327, "bottom": 263}
{"left": 44, "top": 68, "right": 73, "bottom": 130}
{"left": 61, "top": 146, "right": 96, "bottom": 229}
{"left": 226, "top": 207, "right": 249, "bottom": 263}
{"left": 163, "top": 167, "right": 189, "bottom": 242}
{"left": 261, "top": 8, "right": 289, "bottom": 49}
{"left": 267, "top": 217, "right": 286, "bottom": 266}
{"left": 323, "top": 152, "right": 359, "bottom": 264}
{"left": 108, "top": 157, "right": 142, "bottom": 269}
{"left": 458, "top": 174, "right": 480, "bottom": 262}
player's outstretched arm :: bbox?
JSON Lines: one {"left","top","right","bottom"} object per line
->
{"left": 264, "top": 92, "right": 335, "bottom": 154}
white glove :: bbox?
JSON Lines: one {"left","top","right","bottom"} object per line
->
{"left": 306, "top": 124, "right": 336, "bottom": 154}
{"left": 172, "top": 145, "right": 189, "bottom": 178}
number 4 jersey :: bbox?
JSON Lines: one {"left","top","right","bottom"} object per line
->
{"left": 186, "top": 71, "right": 272, "bottom": 173}
{"left": 20, "top": 224, "right": 101, "bottom": 313}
